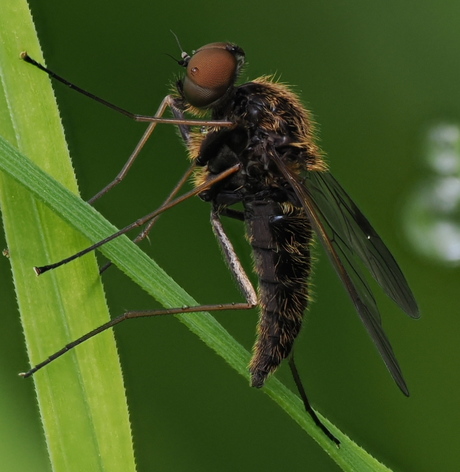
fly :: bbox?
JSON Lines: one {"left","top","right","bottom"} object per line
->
{"left": 20, "top": 42, "right": 420, "bottom": 445}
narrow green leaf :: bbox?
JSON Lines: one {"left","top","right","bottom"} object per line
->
{"left": 0, "top": 2, "right": 136, "bottom": 472}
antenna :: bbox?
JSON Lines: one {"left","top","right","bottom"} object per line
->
{"left": 170, "top": 30, "right": 190, "bottom": 64}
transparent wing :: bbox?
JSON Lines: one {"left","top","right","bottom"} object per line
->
{"left": 307, "top": 171, "right": 419, "bottom": 319}
{"left": 272, "top": 155, "right": 419, "bottom": 395}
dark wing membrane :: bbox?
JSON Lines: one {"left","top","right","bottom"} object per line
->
{"left": 272, "top": 155, "right": 418, "bottom": 395}
{"left": 306, "top": 171, "right": 419, "bottom": 319}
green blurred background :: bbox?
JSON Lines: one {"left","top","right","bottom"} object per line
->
{"left": 2, "top": 1, "right": 460, "bottom": 470}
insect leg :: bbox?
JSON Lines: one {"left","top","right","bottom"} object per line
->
{"left": 20, "top": 302, "right": 256, "bottom": 378}
{"left": 34, "top": 164, "right": 241, "bottom": 275}
{"left": 99, "top": 163, "right": 196, "bottom": 274}
{"left": 211, "top": 208, "right": 258, "bottom": 306}
{"left": 96, "top": 97, "right": 195, "bottom": 242}
{"left": 288, "top": 353, "right": 340, "bottom": 446}
{"left": 218, "top": 207, "right": 245, "bottom": 222}
{"left": 88, "top": 95, "right": 188, "bottom": 204}
{"left": 23, "top": 208, "right": 257, "bottom": 377}
{"left": 23, "top": 210, "right": 256, "bottom": 378}
{"left": 91, "top": 97, "right": 195, "bottom": 272}
{"left": 21, "top": 53, "right": 232, "bottom": 128}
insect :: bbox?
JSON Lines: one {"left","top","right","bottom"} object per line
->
{"left": 21, "top": 41, "right": 419, "bottom": 444}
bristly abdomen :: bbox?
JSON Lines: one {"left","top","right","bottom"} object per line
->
{"left": 245, "top": 199, "right": 313, "bottom": 387}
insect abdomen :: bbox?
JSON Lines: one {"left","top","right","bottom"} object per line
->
{"left": 245, "top": 199, "right": 313, "bottom": 388}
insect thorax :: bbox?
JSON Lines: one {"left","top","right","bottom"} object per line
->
{"left": 190, "top": 77, "right": 326, "bottom": 202}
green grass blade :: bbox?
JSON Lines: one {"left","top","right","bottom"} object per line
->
{"left": 0, "top": 2, "right": 136, "bottom": 471}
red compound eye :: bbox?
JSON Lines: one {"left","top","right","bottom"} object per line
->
{"left": 182, "top": 42, "right": 242, "bottom": 108}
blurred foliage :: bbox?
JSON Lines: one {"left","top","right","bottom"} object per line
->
{"left": 403, "top": 122, "right": 460, "bottom": 266}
